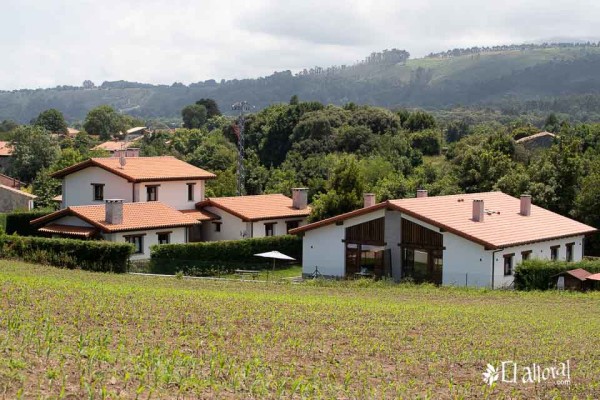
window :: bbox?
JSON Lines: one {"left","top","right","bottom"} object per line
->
{"left": 286, "top": 220, "right": 300, "bottom": 233}
{"left": 521, "top": 250, "right": 532, "bottom": 261}
{"left": 503, "top": 254, "right": 514, "bottom": 276}
{"left": 92, "top": 184, "right": 104, "bottom": 201}
{"left": 146, "top": 185, "right": 158, "bottom": 201}
{"left": 550, "top": 245, "right": 560, "bottom": 261}
{"left": 187, "top": 183, "right": 195, "bottom": 201}
{"left": 125, "top": 235, "right": 144, "bottom": 254}
{"left": 265, "top": 222, "right": 275, "bottom": 237}
{"left": 157, "top": 232, "right": 170, "bottom": 245}
{"left": 566, "top": 242, "right": 575, "bottom": 262}
{"left": 213, "top": 222, "right": 221, "bottom": 232}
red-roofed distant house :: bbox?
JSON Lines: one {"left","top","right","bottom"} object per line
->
{"left": 289, "top": 191, "right": 597, "bottom": 288}
{"left": 0, "top": 141, "right": 13, "bottom": 170}
{"left": 196, "top": 190, "right": 311, "bottom": 241}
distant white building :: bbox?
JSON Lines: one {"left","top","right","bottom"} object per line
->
{"left": 290, "top": 191, "right": 597, "bottom": 288}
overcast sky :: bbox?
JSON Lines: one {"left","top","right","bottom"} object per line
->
{"left": 1, "top": 0, "right": 599, "bottom": 90}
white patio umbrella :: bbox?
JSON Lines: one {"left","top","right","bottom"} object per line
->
{"left": 254, "top": 251, "right": 295, "bottom": 271}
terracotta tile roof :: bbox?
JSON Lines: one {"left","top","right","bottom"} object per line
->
{"left": 0, "top": 141, "right": 13, "bottom": 156}
{"left": 553, "top": 268, "right": 592, "bottom": 281}
{"left": 291, "top": 192, "right": 597, "bottom": 249}
{"left": 197, "top": 194, "right": 311, "bottom": 222}
{"left": 31, "top": 201, "right": 201, "bottom": 233}
{"left": 0, "top": 184, "right": 37, "bottom": 199}
{"left": 0, "top": 173, "right": 24, "bottom": 188}
{"left": 51, "top": 156, "right": 216, "bottom": 182}
{"left": 586, "top": 273, "right": 600, "bottom": 281}
{"left": 179, "top": 209, "right": 220, "bottom": 222}
{"left": 39, "top": 224, "right": 98, "bottom": 238}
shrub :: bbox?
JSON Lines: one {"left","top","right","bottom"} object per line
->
{"left": 0, "top": 235, "right": 134, "bottom": 273}
{"left": 5, "top": 209, "right": 54, "bottom": 236}
{"left": 150, "top": 235, "right": 302, "bottom": 275}
{"left": 514, "top": 259, "right": 600, "bottom": 290}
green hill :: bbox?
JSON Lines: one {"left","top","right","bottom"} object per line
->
{"left": 3, "top": 44, "right": 600, "bottom": 123}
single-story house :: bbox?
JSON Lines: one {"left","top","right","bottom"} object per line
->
{"left": 196, "top": 189, "right": 311, "bottom": 241}
{"left": 0, "top": 173, "right": 24, "bottom": 189}
{"left": 516, "top": 131, "right": 556, "bottom": 151}
{"left": 0, "top": 185, "right": 36, "bottom": 212}
{"left": 31, "top": 200, "right": 200, "bottom": 260}
{"left": 289, "top": 191, "right": 597, "bottom": 288}
{"left": 92, "top": 137, "right": 142, "bottom": 155}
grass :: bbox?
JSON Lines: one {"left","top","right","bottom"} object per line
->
{"left": 1, "top": 260, "right": 600, "bottom": 398}
{"left": 0, "top": 213, "right": 5, "bottom": 231}
{"left": 220, "top": 265, "right": 303, "bottom": 280}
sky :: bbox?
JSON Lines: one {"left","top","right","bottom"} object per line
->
{"left": 1, "top": 0, "right": 599, "bottom": 90}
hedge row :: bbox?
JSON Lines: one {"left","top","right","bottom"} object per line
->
{"left": 5, "top": 209, "right": 54, "bottom": 236}
{"left": 150, "top": 235, "right": 302, "bottom": 275}
{"left": 514, "top": 259, "right": 600, "bottom": 290}
{"left": 0, "top": 235, "right": 134, "bottom": 273}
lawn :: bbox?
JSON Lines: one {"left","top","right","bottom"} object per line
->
{"left": 1, "top": 261, "right": 599, "bottom": 399}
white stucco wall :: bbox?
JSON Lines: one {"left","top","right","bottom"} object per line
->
{"left": 104, "top": 227, "right": 188, "bottom": 260}
{"left": 443, "top": 232, "right": 491, "bottom": 288}
{"left": 63, "top": 167, "right": 132, "bottom": 207}
{"left": 301, "top": 209, "right": 386, "bottom": 278}
{"left": 201, "top": 206, "right": 308, "bottom": 241}
{"left": 62, "top": 166, "right": 206, "bottom": 210}
{"left": 384, "top": 210, "right": 402, "bottom": 280}
{"left": 53, "top": 215, "right": 94, "bottom": 227}
{"left": 133, "top": 180, "right": 205, "bottom": 210}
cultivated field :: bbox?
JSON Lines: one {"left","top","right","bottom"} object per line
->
{"left": 1, "top": 261, "right": 599, "bottom": 399}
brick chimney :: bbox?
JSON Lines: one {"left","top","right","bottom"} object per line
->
{"left": 292, "top": 188, "right": 308, "bottom": 210}
{"left": 472, "top": 199, "right": 484, "bottom": 222}
{"left": 105, "top": 199, "right": 124, "bottom": 225}
{"left": 417, "top": 189, "right": 428, "bottom": 198}
{"left": 520, "top": 194, "right": 531, "bottom": 216}
{"left": 363, "top": 193, "right": 376, "bottom": 208}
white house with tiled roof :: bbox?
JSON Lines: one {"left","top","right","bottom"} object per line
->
{"left": 290, "top": 191, "right": 597, "bottom": 288}
{"left": 52, "top": 156, "right": 216, "bottom": 210}
{"left": 31, "top": 201, "right": 201, "bottom": 260}
{"left": 196, "top": 190, "right": 311, "bottom": 241}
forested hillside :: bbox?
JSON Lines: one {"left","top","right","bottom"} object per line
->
{"left": 3, "top": 44, "right": 600, "bottom": 123}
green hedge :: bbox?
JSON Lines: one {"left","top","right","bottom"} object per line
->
{"left": 150, "top": 235, "right": 302, "bottom": 275}
{"left": 5, "top": 209, "right": 54, "bottom": 236}
{"left": 514, "top": 259, "right": 600, "bottom": 290}
{"left": 0, "top": 235, "right": 134, "bottom": 273}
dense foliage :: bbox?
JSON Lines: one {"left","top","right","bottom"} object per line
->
{"left": 514, "top": 259, "right": 600, "bottom": 290}
{"left": 4, "top": 210, "right": 54, "bottom": 236}
{"left": 0, "top": 235, "right": 133, "bottom": 272}
{"left": 150, "top": 235, "right": 302, "bottom": 275}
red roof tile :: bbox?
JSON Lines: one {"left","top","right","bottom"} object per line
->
{"left": 51, "top": 156, "right": 216, "bottom": 182}
{"left": 291, "top": 192, "right": 597, "bottom": 249}
{"left": 556, "top": 268, "right": 592, "bottom": 281}
{"left": 32, "top": 202, "right": 201, "bottom": 233}
{"left": 0, "top": 141, "right": 13, "bottom": 156}
{"left": 39, "top": 224, "right": 98, "bottom": 238}
{"left": 197, "top": 194, "right": 311, "bottom": 221}
{"left": 179, "top": 209, "right": 220, "bottom": 222}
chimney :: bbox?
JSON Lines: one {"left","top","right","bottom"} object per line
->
{"left": 363, "top": 193, "right": 376, "bottom": 208}
{"left": 105, "top": 199, "right": 124, "bottom": 225}
{"left": 292, "top": 188, "right": 308, "bottom": 210}
{"left": 472, "top": 199, "right": 484, "bottom": 222}
{"left": 416, "top": 189, "right": 428, "bottom": 198}
{"left": 520, "top": 194, "right": 531, "bottom": 216}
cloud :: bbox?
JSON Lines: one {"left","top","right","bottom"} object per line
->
{"left": 0, "top": 0, "right": 599, "bottom": 90}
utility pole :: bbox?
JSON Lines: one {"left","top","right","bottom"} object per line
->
{"left": 232, "top": 101, "right": 252, "bottom": 196}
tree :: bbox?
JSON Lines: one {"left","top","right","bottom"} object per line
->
{"left": 195, "top": 98, "right": 221, "bottom": 118}
{"left": 289, "top": 95, "right": 299, "bottom": 105}
{"left": 403, "top": 111, "right": 436, "bottom": 132}
{"left": 446, "top": 119, "right": 471, "bottom": 143}
{"left": 411, "top": 129, "right": 442, "bottom": 155}
{"left": 309, "top": 155, "right": 364, "bottom": 222}
{"left": 8, "top": 126, "right": 60, "bottom": 183}
{"left": 83, "top": 105, "right": 126, "bottom": 140}
{"left": 35, "top": 109, "right": 68, "bottom": 134}
{"left": 82, "top": 80, "right": 96, "bottom": 89}
{"left": 0, "top": 119, "right": 18, "bottom": 133}
{"left": 543, "top": 113, "right": 560, "bottom": 133}
{"left": 181, "top": 104, "right": 207, "bottom": 129}
{"left": 31, "top": 168, "right": 60, "bottom": 210}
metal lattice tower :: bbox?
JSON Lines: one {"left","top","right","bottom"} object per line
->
{"left": 232, "top": 101, "right": 251, "bottom": 196}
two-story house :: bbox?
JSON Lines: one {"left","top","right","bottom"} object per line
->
{"left": 31, "top": 156, "right": 217, "bottom": 259}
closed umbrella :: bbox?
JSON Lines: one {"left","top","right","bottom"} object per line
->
{"left": 254, "top": 251, "right": 295, "bottom": 271}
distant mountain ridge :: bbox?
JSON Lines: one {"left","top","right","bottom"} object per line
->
{"left": 2, "top": 43, "right": 600, "bottom": 123}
